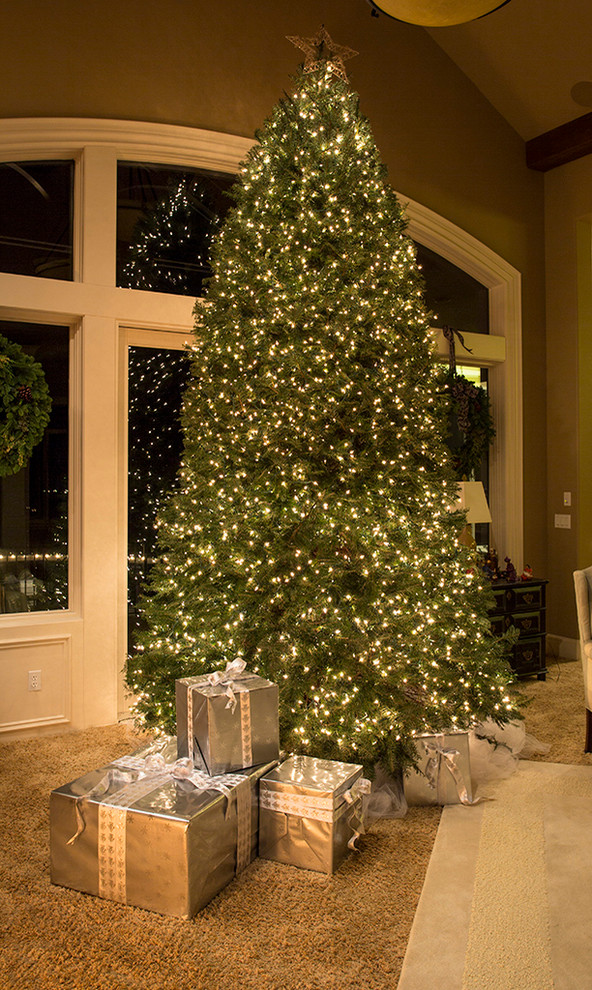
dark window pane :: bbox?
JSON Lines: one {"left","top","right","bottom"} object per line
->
{"left": 128, "top": 346, "right": 191, "bottom": 648}
{"left": 0, "top": 162, "right": 74, "bottom": 280}
{"left": 0, "top": 321, "right": 69, "bottom": 613}
{"left": 117, "top": 163, "right": 235, "bottom": 296}
{"left": 416, "top": 243, "right": 489, "bottom": 334}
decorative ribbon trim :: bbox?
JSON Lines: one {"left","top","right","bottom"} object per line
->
{"left": 442, "top": 325, "right": 473, "bottom": 375}
{"left": 260, "top": 777, "right": 370, "bottom": 852}
{"left": 239, "top": 691, "right": 253, "bottom": 768}
{"left": 182, "top": 658, "right": 252, "bottom": 714}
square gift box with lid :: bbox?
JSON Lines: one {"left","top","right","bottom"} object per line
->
{"left": 404, "top": 731, "right": 473, "bottom": 806}
{"left": 258, "top": 754, "right": 368, "bottom": 874}
{"left": 176, "top": 659, "right": 279, "bottom": 776}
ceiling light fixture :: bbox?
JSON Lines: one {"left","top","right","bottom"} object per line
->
{"left": 368, "top": 0, "right": 511, "bottom": 27}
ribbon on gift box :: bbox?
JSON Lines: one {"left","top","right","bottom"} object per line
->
{"left": 184, "top": 659, "right": 254, "bottom": 769}
{"left": 260, "top": 777, "right": 371, "bottom": 850}
{"left": 67, "top": 752, "right": 253, "bottom": 904}
{"left": 422, "top": 737, "right": 474, "bottom": 805}
{"left": 206, "top": 658, "right": 250, "bottom": 713}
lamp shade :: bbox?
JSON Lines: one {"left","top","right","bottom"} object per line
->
{"left": 455, "top": 481, "right": 492, "bottom": 524}
{"left": 371, "top": 0, "right": 511, "bottom": 26}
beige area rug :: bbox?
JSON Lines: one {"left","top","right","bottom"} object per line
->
{"left": 0, "top": 657, "right": 587, "bottom": 990}
{"left": 399, "top": 761, "right": 592, "bottom": 990}
{"left": 398, "top": 657, "right": 592, "bottom": 990}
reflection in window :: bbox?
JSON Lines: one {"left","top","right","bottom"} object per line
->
{"left": 128, "top": 346, "right": 191, "bottom": 647}
{"left": 117, "top": 163, "right": 235, "bottom": 296}
{"left": 0, "top": 321, "right": 69, "bottom": 613}
{"left": 0, "top": 161, "right": 74, "bottom": 280}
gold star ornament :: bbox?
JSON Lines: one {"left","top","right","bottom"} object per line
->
{"left": 287, "top": 26, "right": 358, "bottom": 83}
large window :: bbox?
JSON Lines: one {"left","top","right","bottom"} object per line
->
{"left": 0, "top": 321, "right": 69, "bottom": 613}
{"left": 0, "top": 161, "right": 74, "bottom": 280}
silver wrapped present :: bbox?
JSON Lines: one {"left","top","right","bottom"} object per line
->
{"left": 50, "top": 736, "right": 276, "bottom": 918}
{"left": 404, "top": 731, "right": 474, "bottom": 806}
{"left": 258, "top": 755, "right": 369, "bottom": 874}
{"left": 176, "top": 659, "right": 279, "bottom": 775}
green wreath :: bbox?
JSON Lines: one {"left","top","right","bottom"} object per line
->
{"left": 0, "top": 333, "right": 52, "bottom": 478}
{"left": 444, "top": 371, "right": 495, "bottom": 480}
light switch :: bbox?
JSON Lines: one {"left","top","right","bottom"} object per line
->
{"left": 563, "top": 491, "right": 572, "bottom": 506}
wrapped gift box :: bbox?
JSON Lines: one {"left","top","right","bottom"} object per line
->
{"left": 50, "top": 736, "right": 276, "bottom": 918}
{"left": 258, "top": 755, "right": 368, "bottom": 874}
{"left": 176, "top": 660, "right": 279, "bottom": 775}
{"left": 404, "top": 731, "right": 473, "bottom": 806}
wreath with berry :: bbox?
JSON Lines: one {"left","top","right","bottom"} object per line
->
{"left": 440, "top": 326, "right": 496, "bottom": 479}
{"left": 0, "top": 333, "right": 52, "bottom": 478}
{"left": 444, "top": 371, "right": 495, "bottom": 479}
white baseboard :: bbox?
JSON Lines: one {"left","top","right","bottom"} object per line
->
{"left": 547, "top": 634, "right": 579, "bottom": 661}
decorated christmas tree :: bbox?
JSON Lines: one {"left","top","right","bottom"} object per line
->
{"left": 126, "top": 28, "right": 518, "bottom": 773}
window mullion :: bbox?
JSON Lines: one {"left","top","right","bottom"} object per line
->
{"left": 79, "top": 146, "right": 117, "bottom": 287}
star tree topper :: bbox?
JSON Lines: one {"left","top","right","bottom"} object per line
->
{"left": 287, "top": 26, "right": 358, "bottom": 82}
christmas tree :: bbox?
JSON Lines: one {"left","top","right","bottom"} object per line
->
{"left": 127, "top": 28, "right": 518, "bottom": 773}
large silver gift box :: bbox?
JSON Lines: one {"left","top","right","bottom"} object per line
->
{"left": 258, "top": 755, "right": 367, "bottom": 874}
{"left": 176, "top": 661, "right": 279, "bottom": 775}
{"left": 404, "top": 731, "right": 473, "bottom": 806}
{"left": 50, "top": 737, "right": 276, "bottom": 918}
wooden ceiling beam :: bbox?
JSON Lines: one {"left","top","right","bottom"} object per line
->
{"left": 526, "top": 112, "right": 592, "bottom": 172}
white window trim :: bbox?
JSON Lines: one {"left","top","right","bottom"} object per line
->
{"left": 405, "top": 197, "right": 523, "bottom": 568}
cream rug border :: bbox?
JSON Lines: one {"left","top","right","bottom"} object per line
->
{"left": 397, "top": 761, "right": 592, "bottom": 990}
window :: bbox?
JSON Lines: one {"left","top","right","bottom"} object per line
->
{"left": 416, "top": 243, "right": 489, "bottom": 334}
{"left": 127, "top": 344, "right": 191, "bottom": 647}
{"left": 117, "top": 162, "right": 235, "bottom": 295}
{"left": 0, "top": 320, "right": 69, "bottom": 613}
{"left": 0, "top": 161, "right": 74, "bottom": 280}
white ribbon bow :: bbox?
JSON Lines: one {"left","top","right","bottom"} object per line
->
{"left": 423, "top": 739, "right": 474, "bottom": 805}
{"left": 67, "top": 751, "right": 247, "bottom": 845}
{"left": 206, "top": 657, "right": 248, "bottom": 713}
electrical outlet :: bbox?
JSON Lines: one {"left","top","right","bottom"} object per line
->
{"left": 28, "top": 670, "right": 41, "bottom": 691}
{"left": 554, "top": 514, "right": 572, "bottom": 529}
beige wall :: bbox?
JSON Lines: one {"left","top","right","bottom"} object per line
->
{"left": 545, "top": 158, "right": 592, "bottom": 642}
{"left": 0, "top": 2, "right": 549, "bottom": 613}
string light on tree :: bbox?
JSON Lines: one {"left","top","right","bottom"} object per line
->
{"left": 126, "top": 28, "right": 519, "bottom": 773}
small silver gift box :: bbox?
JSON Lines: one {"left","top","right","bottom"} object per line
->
{"left": 50, "top": 737, "right": 276, "bottom": 918}
{"left": 176, "top": 659, "right": 279, "bottom": 775}
{"left": 404, "top": 731, "right": 473, "bottom": 806}
{"left": 258, "top": 755, "right": 368, "bottom": 874}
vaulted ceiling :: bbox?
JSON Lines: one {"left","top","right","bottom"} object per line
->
{"left": 423, "top": 0, "right": 592, "bottom": 142}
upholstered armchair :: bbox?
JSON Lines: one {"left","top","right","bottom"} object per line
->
{"left": 573, "top": 566, "right": 592, "bottom": 752}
